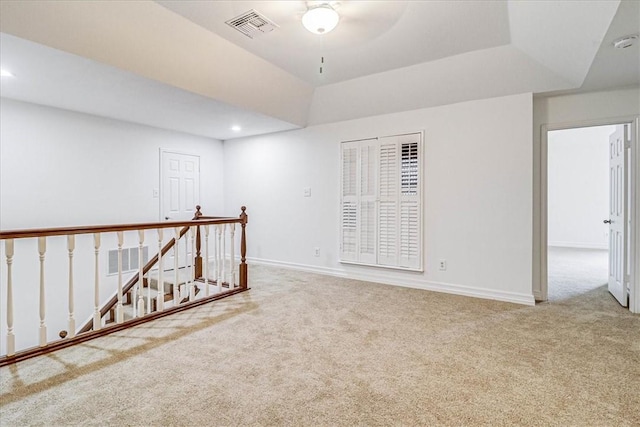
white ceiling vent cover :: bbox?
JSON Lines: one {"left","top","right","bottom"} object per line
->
{"left": 226, "top": 9, "right": 279, "bottom": 39}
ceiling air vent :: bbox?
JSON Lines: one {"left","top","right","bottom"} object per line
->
{"left": 226, "top": 9, "right": 278, "bottom": 39}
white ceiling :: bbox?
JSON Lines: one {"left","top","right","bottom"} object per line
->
{"left": 0, "top": 33, "right": 299, "bottom": 141}
{"left": 157, "top": 0, "right": 512, "bottom": 86}
{"left": 0, "top": 1, "right": 638, "bottom": 140}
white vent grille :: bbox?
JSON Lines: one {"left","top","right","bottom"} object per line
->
{"left": 108, "top": 246, "right": 149, "bottom": 275}
{"left": 226, "top": 9, "right": 278, "bottom": 39}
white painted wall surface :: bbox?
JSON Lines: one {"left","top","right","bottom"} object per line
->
{"left": 224, "top": 93, "right": 534, "bottom": 305}
{"left": 547, "top": 125, "right": 614, "bottom": 249}
{"left": 0, "top": 98, "right": 226, "bottom": 354}
{"left": 0, "top": 98, "right": 227, "bottom": 228}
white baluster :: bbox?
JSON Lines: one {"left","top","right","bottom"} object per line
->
{"left": 221, "top": 224, "right": 226, "bottom": 290}
{"left": 184, "top": 227, "right": 190, "bottom": 300}
{"left": 204, "top": 225, "right": 210, "bottom": 297}
{"left": 212, "top": 224, "right": 219, "bottom": 292}
{"left": 189, "top": 226, "right": 196, "bottom": 301}
{"left": 174, "top": 227, "right": 180, "bottom": 305}
{"left": 38, "top": 236, "right": 47, "bottom": 346}
{"left": 217, "top": 225, "right": 223, "bottom": 292}
{"left": 230, "top": 224, "right": 236, "bottom": 288}
{"left": 5, "top": 239, "right": 15, "bottom": 356}
{"left": 146, "top": 234, "right": 152, "bottom": 314}
{"left": 93, "top": 233, "right": 101, "bottom": 330}
{"left": 116, "top": 231, "right": 124, "bottom": 323}
{"left": 67, "top": 235, "right": 76, "bottom": 338}
{"left": 137, "top": 230, "right": 145, "bottom": 317}
{"left": 156, "top": 228, "right": 164, "bottom": 312}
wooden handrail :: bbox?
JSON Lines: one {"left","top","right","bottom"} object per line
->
{"left": 0, "top": 218, "right": 243, "bottom": 239}
{"left": 76, "top": 206, "right": 248, "bottom": 333}
{"left": 0, "top": 205, "right": 250, "bottom": 365}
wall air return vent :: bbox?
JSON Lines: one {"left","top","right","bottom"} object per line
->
{"left": 226, "top": 9, "right": 279, "bottom": 39}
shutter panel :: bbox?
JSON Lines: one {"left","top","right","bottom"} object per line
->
{"left": 340, "top": 143, "right": 358, "bottom": 261}
{"left": 379, "top": 140, "right": 398, "bottom": 199}
{"left": 342, "top": 145, "right": 357, "bottom": 197}
{"left": 399, "top": 201, "right": 420, "bottom": 268}
{"left": 359, "top": 142, "right": 377, "bottom": 264}
{"left": 401, "top": 141, "right": 419, "bottom": 195}
{"left": 341, "top": 201, "right": 357, "bottom": 260}
{"left": 377, "top": 138, "right": 399, "bottom": 266}
{"left": 399, "top": 134, "right": 421, "bottom": 269}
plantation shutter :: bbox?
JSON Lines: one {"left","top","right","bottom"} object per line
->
{"left": 340, "top": 132, "right": 422, "bottom": 271}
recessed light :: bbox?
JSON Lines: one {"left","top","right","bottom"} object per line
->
{"left": 0, "top": 68, "right": 15, "bottom": 77}
{"left": 231, "top": 125, "right": 242, "bottom": 132}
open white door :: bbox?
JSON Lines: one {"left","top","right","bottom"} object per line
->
{"left": 607, "top": 125, "right": 628, "bottom": 307}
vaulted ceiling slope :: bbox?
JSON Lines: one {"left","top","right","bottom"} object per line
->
{"left": 0, "top": 1, "right": 637, "bottom": 139}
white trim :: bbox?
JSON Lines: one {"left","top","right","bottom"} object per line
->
{"left": 248, "top": 257, "right": 535, "bottom": 306}
{"left": 631, "top": 118, "right": 640, "bottom": 314}
{"left": 539, "top": 116, "right": 639, "bottom": 313}
{"left": 340, "top": 259, "right": 423, "bottom": 272}
{"left": 547, "top": 242, "right": 608, "bottom": 250}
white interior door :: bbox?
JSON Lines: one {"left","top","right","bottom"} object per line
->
{"left": 161, "top": 151, "right": 200, "bottom": 270}
{"left": 161, "top": 151, "right": 200, "bottom": 221}
{"left": 607, "top": 125, "right": 628, "bottom": 306}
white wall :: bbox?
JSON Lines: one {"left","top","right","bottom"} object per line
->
{"left": 224, "top": 93, "right": 534, "bottom": 305}
{"left": 532, "top": 86, "right": 640, "bottom": 301}
{"left": 0, "top": 98, "right": 227, "bottom": 229}
{"left": 547, "top": 125, "right": 614, "bottom": 249}
{"left": 0, "top": 98, "right": 226, "bottom": 354}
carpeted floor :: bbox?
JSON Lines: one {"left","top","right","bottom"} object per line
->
{"left": 1, "top": 264, "right": 638, "bottom": 426}
{"left": 547, "top": 246, "right": 609, "bottom": 302}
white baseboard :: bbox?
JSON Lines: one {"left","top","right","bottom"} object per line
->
{"left": 247, "top": 257, "right": 535, "bottom": 306}
{"left": 548, "top": 241, "right": 608, "bottom": 250}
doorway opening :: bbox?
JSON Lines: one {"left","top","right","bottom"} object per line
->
{"left": 542, "top": 120, "right": 637, "bottom": 311}
{"left": 547, "top": 125, "right": 614, "bottom": 302}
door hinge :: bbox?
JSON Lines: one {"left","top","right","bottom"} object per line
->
{"left": 624, "top": 139, "right": 631, "bottom": 149}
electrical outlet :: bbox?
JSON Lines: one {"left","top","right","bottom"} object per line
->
{"left": 303, "top": 187, "right": 312, "bottom": 197}
{"left": 314, "top": 247, "right": 320, "bottom": 257}
{"left": 438, "top": 259, "right": 447, "bottom": 271}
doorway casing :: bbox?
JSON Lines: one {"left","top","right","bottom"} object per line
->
{"left": 539, "top": 116, "right": 639, "bottom": 313}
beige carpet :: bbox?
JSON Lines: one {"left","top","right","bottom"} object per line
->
{"left": 1, "top": 265, "right": 638, "bottom": 426}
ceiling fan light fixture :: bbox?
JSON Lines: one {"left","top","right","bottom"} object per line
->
{"left": 302, "top": 4, "right": 339, "bottom": 35}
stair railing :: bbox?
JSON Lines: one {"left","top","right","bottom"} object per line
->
{"left": 0, "top": 206, "right": 248, "bottom": 366}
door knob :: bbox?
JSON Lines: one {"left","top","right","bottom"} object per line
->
{"left": 603, "top": 219, "right": 612, "bottom": 224}
{"left": 165, "top": 216, "right": 171, "bottom": 220}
